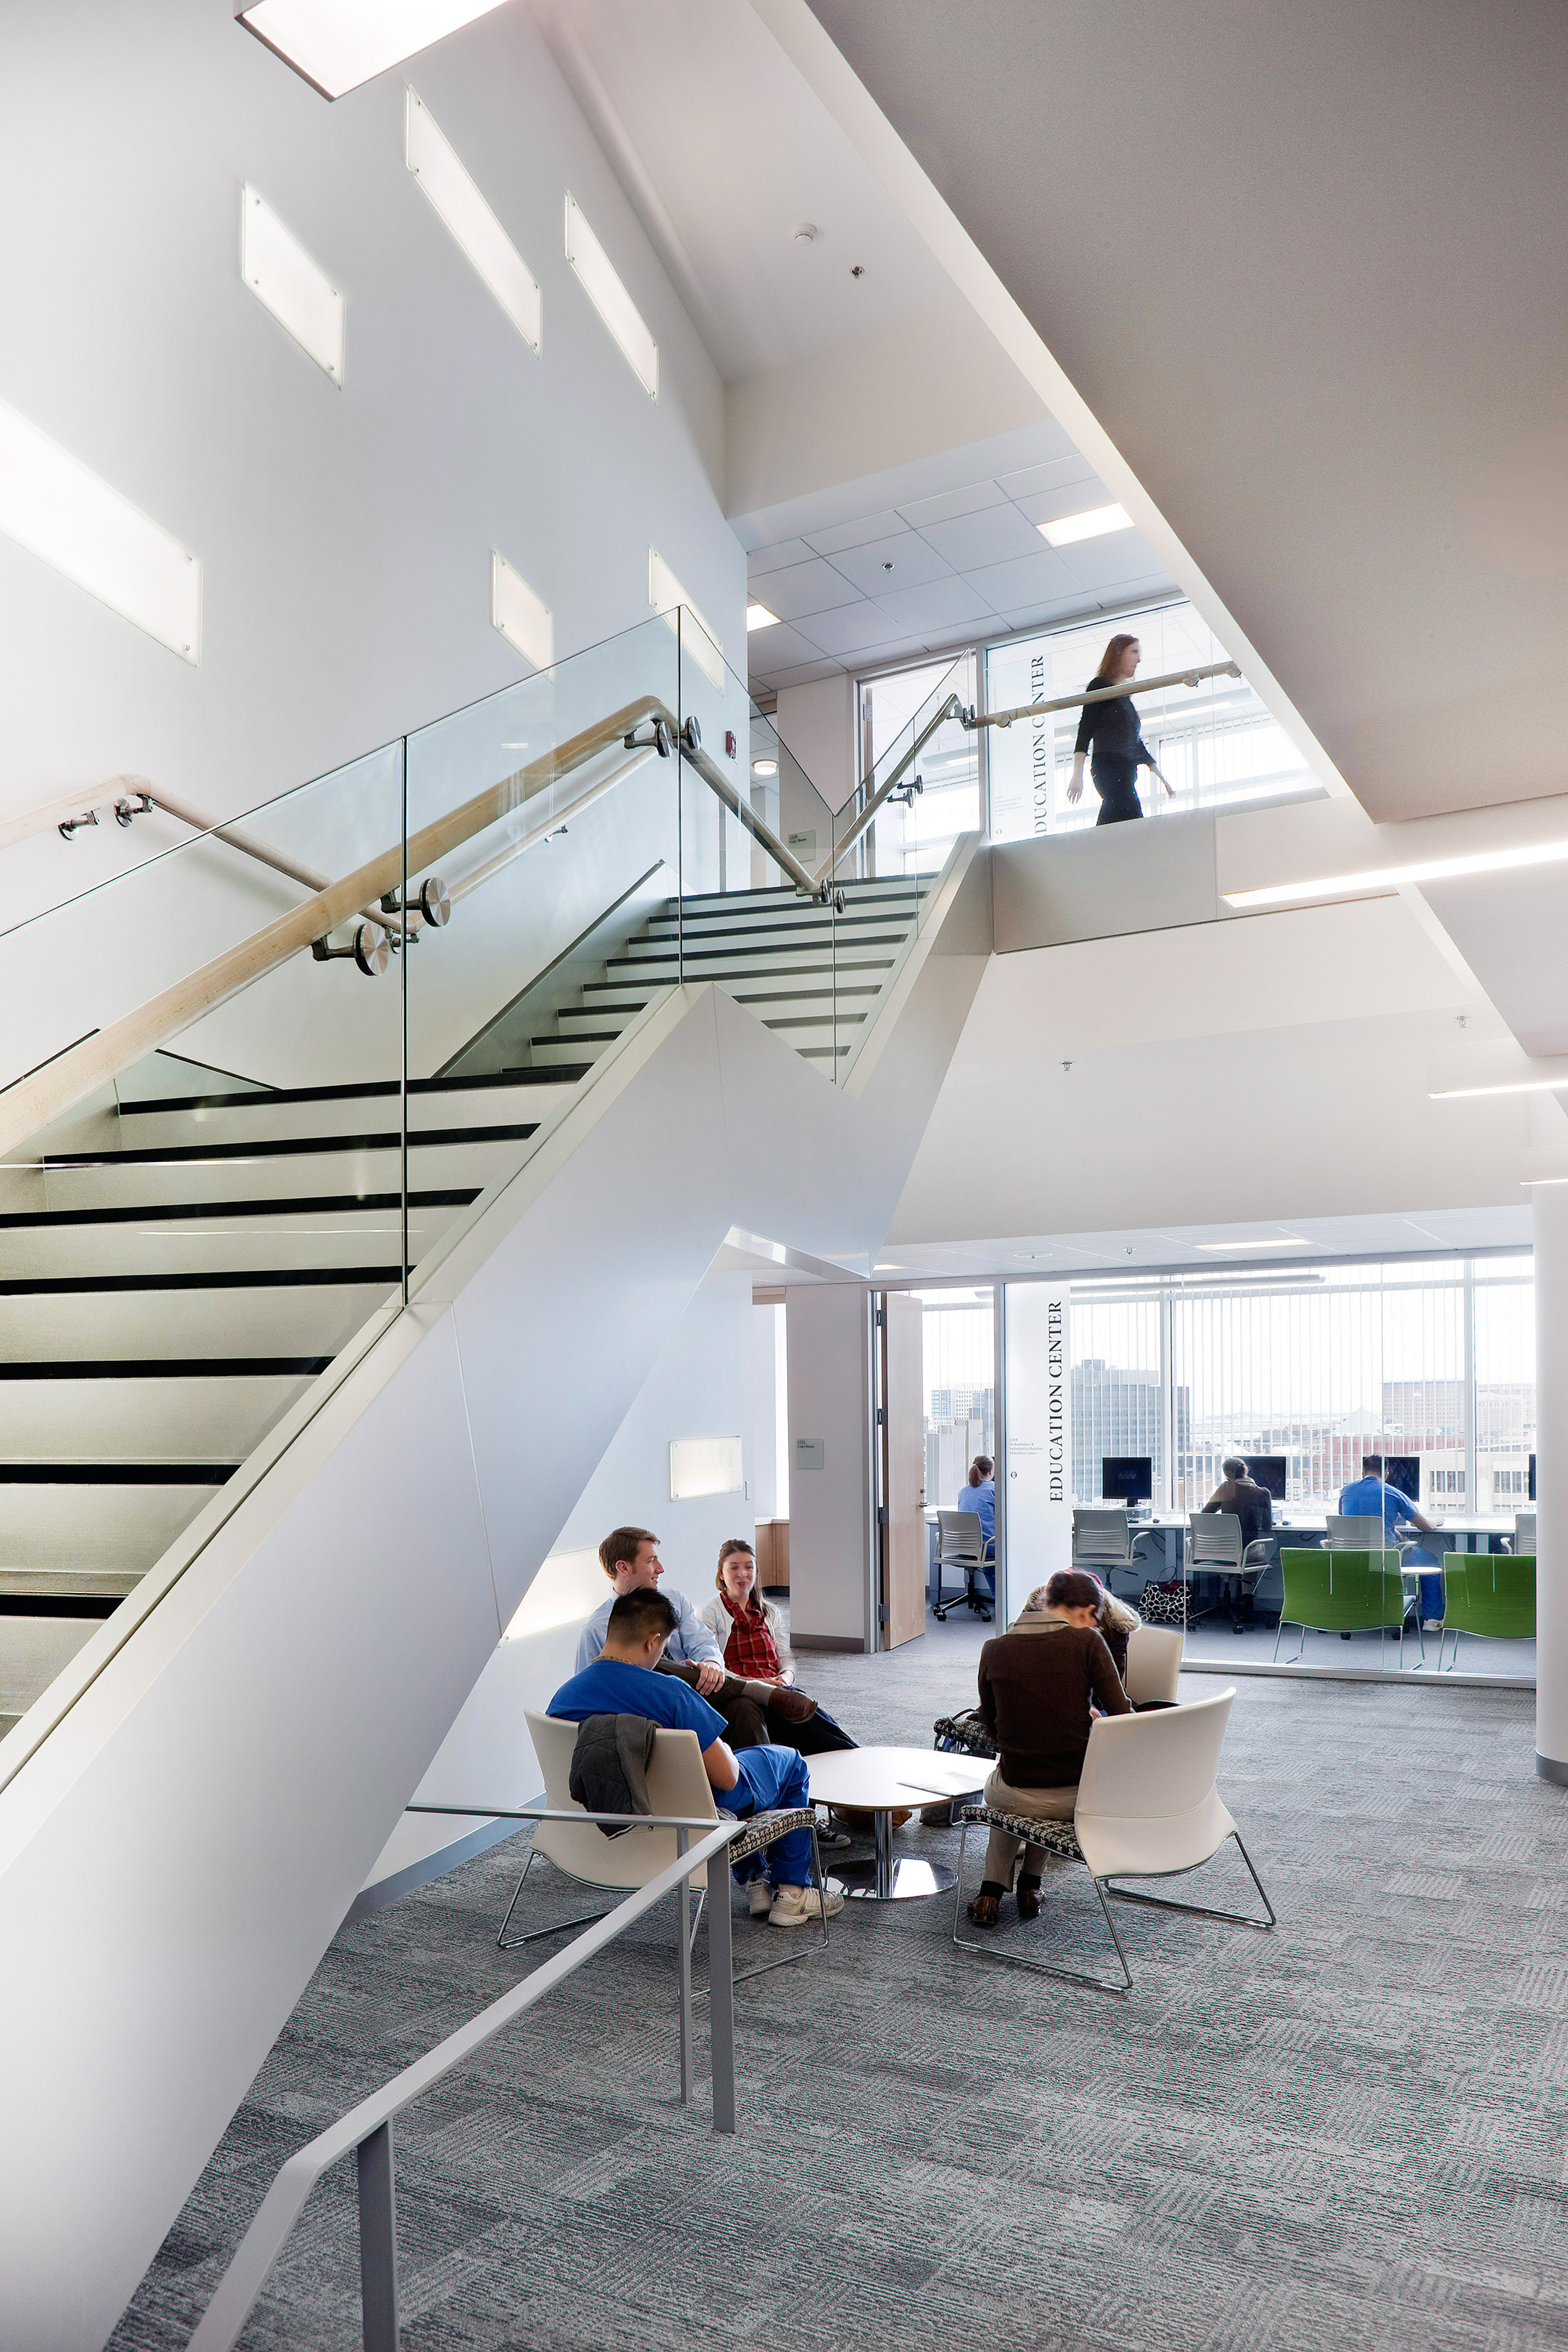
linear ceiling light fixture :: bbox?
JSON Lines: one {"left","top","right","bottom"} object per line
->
{"left": 405, "top": 89, "right": 539, "bottom": 351}
{"left": 491, "top": 551, "right": 553, "bottom": 671}
{"left": 1041, "top": 502, "right": 1132, "bottom": 547}
{"left": 746, "top": 601, "right": 779, "bottom": 630}
{"left": 565, "top": 194, "right": 657, "bottom": 397}
{"left": 1430, "top": 1077, "right": 1568, "bottom": 1100}
{"left": 241, "top": 185, "right": 345, "bottom": 381}
{"left": 648, "top": 549, "right": 723, "bottom": 691}
{"left": 237, "top": 0, "right": 510, "bottom": 100}
{"left": 1225, "top": 837, "right": 1568, "bottom": 911}
{"left": 1194, "top": 1237, "right": 1309, "bottom": 1250}
{"left": 0, "top": 396, "right": 201, "bottom": 662}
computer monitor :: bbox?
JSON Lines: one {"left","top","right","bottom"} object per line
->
{"left": 1242, "top": 1454, "right": 1287, "bottom": 1500}
{"left": 1102, "top": 1456, "right": 1153, "bottom": 1504}
{"left": 1364, "top": 1454, "right": 1420, "bottom": 1503}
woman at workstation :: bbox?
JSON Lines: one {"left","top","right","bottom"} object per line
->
{"left": 1065, "top": 632, "right": 1174, "bottom": 826}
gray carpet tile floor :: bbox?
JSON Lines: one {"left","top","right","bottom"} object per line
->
{"left": 111, "top": 1607, "right": 1568, "bottom": 2352}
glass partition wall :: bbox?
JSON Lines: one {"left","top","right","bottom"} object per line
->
{"left": 1000, "top": 1254, "right": 1536, "bottom": 1681}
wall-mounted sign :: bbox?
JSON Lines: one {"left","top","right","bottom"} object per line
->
{"left": 794, "top": 1437, "right": 826, "bottom": 1472}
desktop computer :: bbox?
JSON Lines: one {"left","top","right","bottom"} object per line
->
{"left": 1102, "top": 1456, "right": 1154, "bottom": 1510}
{"left": 1364, "top": 1454, "right": 1420, "bottom": 1502}
{"left": 1242, "top": 1454, "right": 1288, "bottom": 1500}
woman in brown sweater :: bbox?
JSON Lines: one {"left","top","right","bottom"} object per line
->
{"left": 968, "top": 1567, "right": 1132, "bottom": 1928}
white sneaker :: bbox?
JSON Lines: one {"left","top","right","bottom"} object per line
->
{"left": 768, "top": 1878, "right": 844, "bottom": 1927}
{"left": 746, "top": 1878, "right": 774, "bottom": 1918}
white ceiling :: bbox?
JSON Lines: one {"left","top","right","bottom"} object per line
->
{"left": 742, "top": 424, "right": 1174, "bottom": 695}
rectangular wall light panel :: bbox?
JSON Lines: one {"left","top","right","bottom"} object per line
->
{"left": 565, "top": 194, "right": 657, "bottom": 398}
{"left": 238, "top": 0, "right": 510, "bottom": 100}
{"left": 405, "top": 89, "right": 540, "bottom": 351}
{"left": 670, "top": 1436, "right": 743, "bottom": 1501}
{"left": 491, "top": 551, "right": 554, "bottom": 670}
{"left": 648, "top": 548, "right": 724, "bottom": 691}
{"left": 0, "top": 397, "right": 201, "bottom": 662}
{"left": 241, "top": 186, "right": 344, "bottom": 381}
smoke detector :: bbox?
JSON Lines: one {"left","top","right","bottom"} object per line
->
{"left": 794, "top": 222, "right": 818, "bottom": 245}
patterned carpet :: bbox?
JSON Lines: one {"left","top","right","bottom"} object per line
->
{"left": 112, "top": 1613, "right": 1568, "bottom": 2352}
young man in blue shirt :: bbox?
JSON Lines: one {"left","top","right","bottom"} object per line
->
{"left": 1339, "top": 1455, "right": 1442, "bottom": 1621}
{"left": 549, "top": 1587, "right": 843, "bottom": 1929}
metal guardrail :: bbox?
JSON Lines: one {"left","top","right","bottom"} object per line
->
{"left": 185, "top": 1812, "right": 742, "bottom": 2352}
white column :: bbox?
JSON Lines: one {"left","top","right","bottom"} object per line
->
{"left": 1534, "top": 1187, "right": 1568, "bottom": 1780}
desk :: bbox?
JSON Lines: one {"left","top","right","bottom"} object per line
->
{"left": 1124, "top": 1512, "right": 1513, "bottom": 1577}
{"left": 806, "top": 1747, "right": 984, "bottom": 1900}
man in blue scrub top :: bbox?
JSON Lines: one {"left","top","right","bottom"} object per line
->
{"left": 1338, "top": 1455, "right": 1442, "bottom": 1619}
{"left": 550, "top": 1587, "right": 843, "bottom": 1929}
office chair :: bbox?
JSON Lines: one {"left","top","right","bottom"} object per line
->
{"left": 933, "top": 1509, "right": 993, "bottom": 1621}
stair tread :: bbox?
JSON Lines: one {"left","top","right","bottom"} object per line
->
{"left": 0, "top": 1189, "right": 479, "bottom": 1231}
{"left": 118, "top": 1071, "right": 568, "bottom": 1116}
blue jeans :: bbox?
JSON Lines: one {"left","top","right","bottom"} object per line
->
{"left": 724, "top": 1743, "right": 813, "bottom": 1887}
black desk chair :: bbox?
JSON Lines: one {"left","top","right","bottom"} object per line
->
{"left": 932, "top": 1509, "right": 993, "bottom": 1621}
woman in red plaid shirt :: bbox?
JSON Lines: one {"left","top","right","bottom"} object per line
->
{"left": 698, "top": 1539, "right": 858, "bottom": 1758}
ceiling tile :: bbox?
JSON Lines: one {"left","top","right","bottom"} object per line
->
{"left": 829, "top": 532, "right": 952, "bottom": 596}
{"left": 966, "top": 546, "right": 1079, "bottom": 612}
{"left": 741, "top": 619, "right": 825, "bottom": 670}
{"left": 871, "top": 576, "right": 992, "bottom": 633}
{"left": 803, "top": 509, "right": 907, "bottom": 557}
{"left": 996, "top": 455, "right": 1099, "bottom": 501}
{"left": 746, "top": 557, "right": 865, "bottom": 621}
{"left": 1051, "top": 530, "right": 1163, "bottom": 590}
{"left": 757, "top": 657, "right": 848, "bottom": 690}
{"left": 746, "top": 538, "right": 816, "bottom": 575}
{"left": 896, "top": 479, "right": 1007, "bottom": 528}
{"left": 917, "top": 503, "right": 1047, "bottom": 571}
{"left": 794, "top": 601, "right": 912, "bottom": 658}
{"left": 993, "top": 593, "right": 1113, "bottom": 634}
{"left": 1012, "top": 479, "right": 1114, "bottom": 528}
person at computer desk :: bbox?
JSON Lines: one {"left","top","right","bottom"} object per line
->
{"left": 1339, "top": 1456, "right": 1443, "bottom": 1621}
{"left": 1203, "top": 1457, "right": 1274, "bottom": 1547}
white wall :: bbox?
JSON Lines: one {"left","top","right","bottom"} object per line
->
{"left": 752, "top": 1300, "right": 782, "bottom": 1521}
{"left": 401, "top": 1263, "right": 757, "bottom": 1822}
{"left": 0, "top": 1, "right": 739, "bottom": 931}
{"left": 786, "top": 1280, "right": 872, "bottom": 1647}
{"left": 775, "top": 672, "right": 856, "bottom": 820}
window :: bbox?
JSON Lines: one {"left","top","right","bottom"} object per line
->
{"left": 916, "top": 1288, "right": 994, "bottom": 1508}
{"left": 985, "top": 597, "right": 1313, "bottom": 838}
{"left": 858, "top": 655, "right": 978, "bottom": 880}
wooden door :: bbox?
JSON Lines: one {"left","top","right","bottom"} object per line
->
{"left": 884, "top": 1293, "right": 927, "bottom": 1646}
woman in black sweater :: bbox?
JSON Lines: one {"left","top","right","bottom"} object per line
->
{"left": 1065, "top": 631, "right": 1173, "bottom": 825}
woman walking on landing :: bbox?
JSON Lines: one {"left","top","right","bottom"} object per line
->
{"left": 1065, "top": 631, "right": 1173, "bottom": 825}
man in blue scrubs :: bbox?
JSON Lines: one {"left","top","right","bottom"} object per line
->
{"left": 1338, "top": 1454, "right": 1442, "bottom": 1621}
{"left": 550, "top": 1587, "right": 843, "bottom": 1929}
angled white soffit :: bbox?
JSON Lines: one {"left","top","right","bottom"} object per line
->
{"left": 749, "top": 0, "right": 1350, "bottom": 805}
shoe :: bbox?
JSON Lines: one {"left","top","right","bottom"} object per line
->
{"left": 1015, "top": 1881, "right": 1041, "bottom": 1923}
{"left": 768, "top": 1878, "right": 844, "bottom": 1926}
{"left": 814, "top": 1819, "right": 855, "bottom": 1850}
{"left": 764, "top": 1685, "right": 818, "bottom": 1726}
{"left": 966, "top": 1893, "right": 1001, "bottom": 1929}
{"left": 746, "top": 1878, "right": 774, "bottom": 1919}
{"left": 919, "top": 1802, "right": 956, "bottom": 1828}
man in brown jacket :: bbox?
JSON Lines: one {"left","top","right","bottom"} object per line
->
{"left": 968, "top": 1566, "right": 1132, "bottom": 1927}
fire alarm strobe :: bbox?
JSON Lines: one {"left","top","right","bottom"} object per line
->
{"left": 724, "top": 730, "right": 737, "bottom": 757}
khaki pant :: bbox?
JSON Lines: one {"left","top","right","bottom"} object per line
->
{"left": 982, "top": 1765, "right": 1078, "bottom": 1884}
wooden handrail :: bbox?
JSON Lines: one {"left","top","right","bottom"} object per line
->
{"left": 0, "top": 695, "right": 664, "bottom": 1160}
{"left": 0, "top": 776, "right": 155, "bottom": 855}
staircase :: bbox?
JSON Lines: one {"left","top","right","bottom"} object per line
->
{"left": 0, "top": 874, "right": 924, "bottom": 1733}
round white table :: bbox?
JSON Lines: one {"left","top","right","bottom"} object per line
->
{"left": 805, "top": 1745, "right": 986, "bottom": 1900}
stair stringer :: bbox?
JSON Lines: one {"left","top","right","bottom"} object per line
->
{"left": 0, "top": 856, "right": 992, "bottom": 2352}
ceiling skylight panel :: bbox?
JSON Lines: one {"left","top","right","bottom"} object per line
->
{"left": 238, "top": 0, "right": 510, "bottom": 100}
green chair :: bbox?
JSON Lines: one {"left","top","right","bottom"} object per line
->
{"left": 1439, "top": 1554, "right": 1536, "bottom": 1671}
{"left": 1274, "top": 1548, "right": 1405, "bottom": 1665}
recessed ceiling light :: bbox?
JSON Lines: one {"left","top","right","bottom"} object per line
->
{"left": 1041, "top": 503, "right": 1133, "bottom": 547}
{"left": 1194, "top": 1237, "right": 1310, "bottom": 1250}
{"left": 794, "top": 223, "right": 818, "bottom": 245}
{"left": 238, "top": 0, "right": 510, "bottom": 100}
{"left": 746, "top": 601, "right": 779, "bottom": 630}
{"left": 1430, "top": 1077, "right": 1568, "bottom": 1099}
{"left": 1226, "top": 837, "right": 1568, "bottom": 910}
{"left": 752, "top": 757, "right": 779, "bottom": 776}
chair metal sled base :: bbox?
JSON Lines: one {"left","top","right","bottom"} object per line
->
{"left": 499, "top": 1825, "right": 830, "bottom": 1987}
{"left": 950, "top": 1825, "right": 1276, "bottom": 1995}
